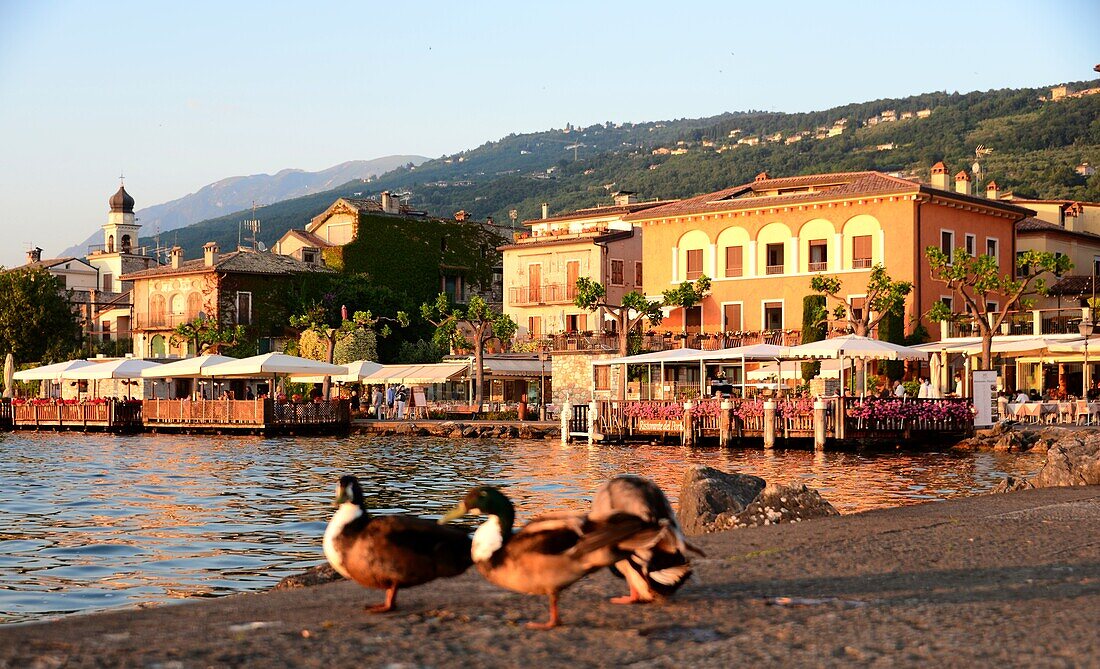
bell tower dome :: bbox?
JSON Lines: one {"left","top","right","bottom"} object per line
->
{"left": 103, "top": 180, "right": 140, "bottom": 254}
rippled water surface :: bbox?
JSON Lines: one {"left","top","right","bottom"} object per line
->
{"left": 0, "top": 431, "right": 1045, "bottom": 624}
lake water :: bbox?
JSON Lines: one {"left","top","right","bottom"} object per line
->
{"left": 0, "top": 431, "right": 1045, "bottom": 624}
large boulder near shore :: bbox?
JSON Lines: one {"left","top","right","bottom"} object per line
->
{"left": 1032, "top": 435, "right": 1100, "bottom": 488}
{"left": 678, "top": 465, "right": 765, "bottom": 535}
{"left": 726, "top": 483, "right": 840, "bottom": 529}
{"left": 273, "top": 563, "right": 344, "bottom": 590}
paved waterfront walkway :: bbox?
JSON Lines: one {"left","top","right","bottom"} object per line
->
{"left": 3, "top": 487, "right": 1098, "bottom": 668}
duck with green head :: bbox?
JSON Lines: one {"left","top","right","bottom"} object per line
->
{"left": 440, "top": 485, "right": 663, "bottom": 629}
{"left": 323, "top": 475, "right": 472, "bottom": 613}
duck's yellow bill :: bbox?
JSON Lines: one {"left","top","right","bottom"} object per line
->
{"left": 439, "top": 502, "right": 467, "bottom": 524}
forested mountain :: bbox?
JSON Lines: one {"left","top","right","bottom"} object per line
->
{"left": 150, "top": 80, "right": 1100, "bottom": 258}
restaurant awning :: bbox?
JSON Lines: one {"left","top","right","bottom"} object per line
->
{"left": 292, "top": 360, "right": 384, "bottom": 384}
{"left": 362, "top": 363, "right": 469, "bottom": 385}
{"left": 482, "top": 357, "right": 552, "bottom": 377}
{"left": 592, "top": 348, "right": 702, "bottom": 366}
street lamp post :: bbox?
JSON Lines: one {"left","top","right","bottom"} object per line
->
{"left": 1083, "top": 264, "right": 1098, "bottom": 401}
{"left": 536, "top": 347, "right": 545, "bottom": 420}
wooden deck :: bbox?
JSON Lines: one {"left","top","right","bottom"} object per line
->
{"left": 143, "top": 399, "right": 350, "bottom": 433}
{"left": 588, "top": 397, "right": 974, "bottom": 447}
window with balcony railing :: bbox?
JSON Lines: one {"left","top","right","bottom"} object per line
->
{"left": 808, "top": 240, "right": 828, "bottom": 272}
{"left": 685, "top": 249, "right": 703, "bottom": 280}
{"left": 765, "top": 243, "right": 784, "bottom": 275}
{"left": 852, "top": 235, "right": 872, "bottom": 269}
{"left": 725, "top": 246, "right": 742, "bottom": 277}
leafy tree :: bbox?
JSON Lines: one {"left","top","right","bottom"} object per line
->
{"left": 573, "top": 277, "right": 664, "bottom": 356}
{"left": 810, "top": 264, "right": 913, "bottom": 337}
{"left": 396, "top": 339, "right": 444, "bottom": 364}
{"left": 877, "top": 304, "right": 906, "bottom": 382}
{"left": 661, "top": 276, "right": 711, "bottom": 333}
{"left": 421, "top": 293, "right": 517, "bottom": 409}
{"left": 0, "top": 268, "right": 82, "bottom": 363}
{"left": 334, "top": 327, "right": 378, "bottom": 365}
{"left": 170, "top": 316, "right": 246, "bottom": 355}
{"left": 291, "top": 302, "right": 408, "bottom": 397}
{"left": 800, "top": 295, "right": 827, "bottom": 381}
{"left": 926, "top": 247, "right": 1072, "bottom": 369}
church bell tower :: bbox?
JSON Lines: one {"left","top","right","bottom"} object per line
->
{"left": 103, "top": 181, "right": 139, "bottom": 254}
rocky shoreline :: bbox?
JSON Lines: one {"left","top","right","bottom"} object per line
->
{"left": 2, "top": 486, "right": 1096, "bottom": 668}
{"left": 351, "top": 419, "right": 561, "bottom": 440}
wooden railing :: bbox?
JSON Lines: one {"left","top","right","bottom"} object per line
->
{"left": 11, "top": 400, "right": 142, "bottom": 429}
{"left": 143, "top": 399, "right": 349, "bottom": 426}
{"left": 592, "top": 396, "right": 969, "bottom": 443}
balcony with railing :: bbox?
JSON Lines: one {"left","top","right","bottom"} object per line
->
{"left": 765, "top": 264, "right": 785, "bottom": 275}
{"left": 808, "top": 261, "right": 829, "bottom": 272}
{"left": 522, "top": 329, "right": 804, "bottom": 353}
{"left": 132, "top": 313, "right": 202, "bottom": 330}
{"left": 852, "top": 257, "right": 873, "bottom": 269}
{"left": 507, "top": 283, "right": 576, "bottom": 306}
{"left": 942, "top": 307, "right": 1089, "bottom": 339}
{"left": 512, "top": 225, "right": 613, "bottom": 244}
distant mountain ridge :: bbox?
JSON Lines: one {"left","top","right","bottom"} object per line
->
{"left": 60, "top": 156, "right": 426, "bottom": 257}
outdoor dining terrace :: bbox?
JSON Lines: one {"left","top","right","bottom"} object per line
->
{"left": 586, "top": 395, "right": 974, "bottom": 447}
{"left": 534, "top": 330, "right": 805, "bottom": 353}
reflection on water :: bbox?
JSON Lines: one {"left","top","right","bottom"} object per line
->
{"left": 0, "top": 432, "right": 1044, "bottom": 624}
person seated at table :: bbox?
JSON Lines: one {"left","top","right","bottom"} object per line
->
{"left": 1029, "top": 389, "right": 1041, "bottom": 402}
{"left": 893, "top": 380, "right": 906, "bottom": 398}
{"left": 1088, "top": 382, "right": 1100, "bottom": 401}
{"left": 1014, "top": 389, "right": 1030, "bottom": 403}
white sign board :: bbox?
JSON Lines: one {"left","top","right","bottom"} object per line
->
{"left": 972, "top": 370, "right": 999, "bottom": 427}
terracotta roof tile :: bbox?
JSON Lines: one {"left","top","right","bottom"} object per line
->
{"left": 622, "top": 170, "right": 1032, "bottom": 221}
{"left": 523, "top": 200, "right": 677, "bottom": 225}
{"left": 121, "top": 250, "right": 332, "bottom": 280}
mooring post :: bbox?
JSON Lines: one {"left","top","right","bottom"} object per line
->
{"left": 763, "top": 399, "right": 776, "bottom": 449}
{"left": 682, "top": 401, "right": 694, "bottom": 447}
{"left": 813, "top": 399, "right": 826, "bottom": 451}
{"left": 560, "top": 400, "right": 571, "bottom": 443}
{"left": 587, "top": 400, "right": 598, "bottom": 444}
{"left": 719, "top": 399, "right": 732, "bottom": 447}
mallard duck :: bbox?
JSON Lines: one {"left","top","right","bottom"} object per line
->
{"left": 590, "top": 474, "right": 705, "bottom": 604}
{"left": 323, "top": 475, "right": 472, "bottom": 613}
{"left": 440, "top": 486, "right": 662, "bottom": 629}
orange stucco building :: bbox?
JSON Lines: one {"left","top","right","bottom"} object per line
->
{"left": 624, "top": 169, "right": 1034, "bottom": 339}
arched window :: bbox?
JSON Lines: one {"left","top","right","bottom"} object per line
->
{"left": 150, "top": 335, "right": 166, "bottom": 357}
{"left": 186, "top": 293, "right": 202, "bottom": 319}
{"left": 170, "top": 293, "right": 185, "bottom": 316}
{"left": 121, "top": 234, "right": 132, "bottom": 252}
{"left": 150, "top": 295, "right": 166, "bottom": 326}
{"left": 107, "top": 235, "right": 115, "bottom": 253}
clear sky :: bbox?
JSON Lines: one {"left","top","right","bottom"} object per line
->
{"left": 0, "top": 0, "right": 1097, "bottom": 267}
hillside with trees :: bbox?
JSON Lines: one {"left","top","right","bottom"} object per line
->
{"left": 148, "top": 79, "right": 1100, "bottom": 259}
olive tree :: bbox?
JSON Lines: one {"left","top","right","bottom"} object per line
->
{"left": 810, "top": 264, "right": 912, "bottom": 337}
{"left": 291, "top": 303, "right": 408, "bottom": 398}
{"left": 573, "top": 277, "right": 664, "bottom": 356}
{"left": 926, "top": 247, "right": 1072, "bottom": 370}
{"left": 661, "top": 276, "right": 711, "bottom": 333}
{"left": 421, "top": 293, "right": 517, "bottom": 409}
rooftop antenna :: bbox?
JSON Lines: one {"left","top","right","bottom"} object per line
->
{"left": 239, "top": 201, "right": 260, "bottom": 251}
{"left": 973, "top": 144, "right": 993, "bottom": 183}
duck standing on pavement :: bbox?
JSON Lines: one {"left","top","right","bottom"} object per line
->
{"left": 590, "top": 474, "right": 704, "bottom": 604}
{"left": 323, "top": 475, "right": 472, "bottom": 613}
{"left": 440, "top": 485, "right": 665, "bottom": 629}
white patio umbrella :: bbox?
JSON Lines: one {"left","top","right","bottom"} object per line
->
{"left": 138, "top": 353, "right": 238, "bottom": 399}
{"left": 13, "top": 359, "right": 96, "bottom": 381}
{"left": 786, "top": 335, "right": 928, "bottom": 395}
{"left": 202, "top": 353, "right": 345, "bottom": 378}
{"left": 60, "top": 358, "right": 164, "bottom": 379}
{"left": 292, "top": 360, "right": 384, "bottom": 384}
{"left": 60, "top": 358, "right": 164, "bottom": 399}
{"left": 138, "top": 354, "right": 237, "bottom": 378}
{"left": 747, "top": 359, "right": 843, "bottom": 380}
